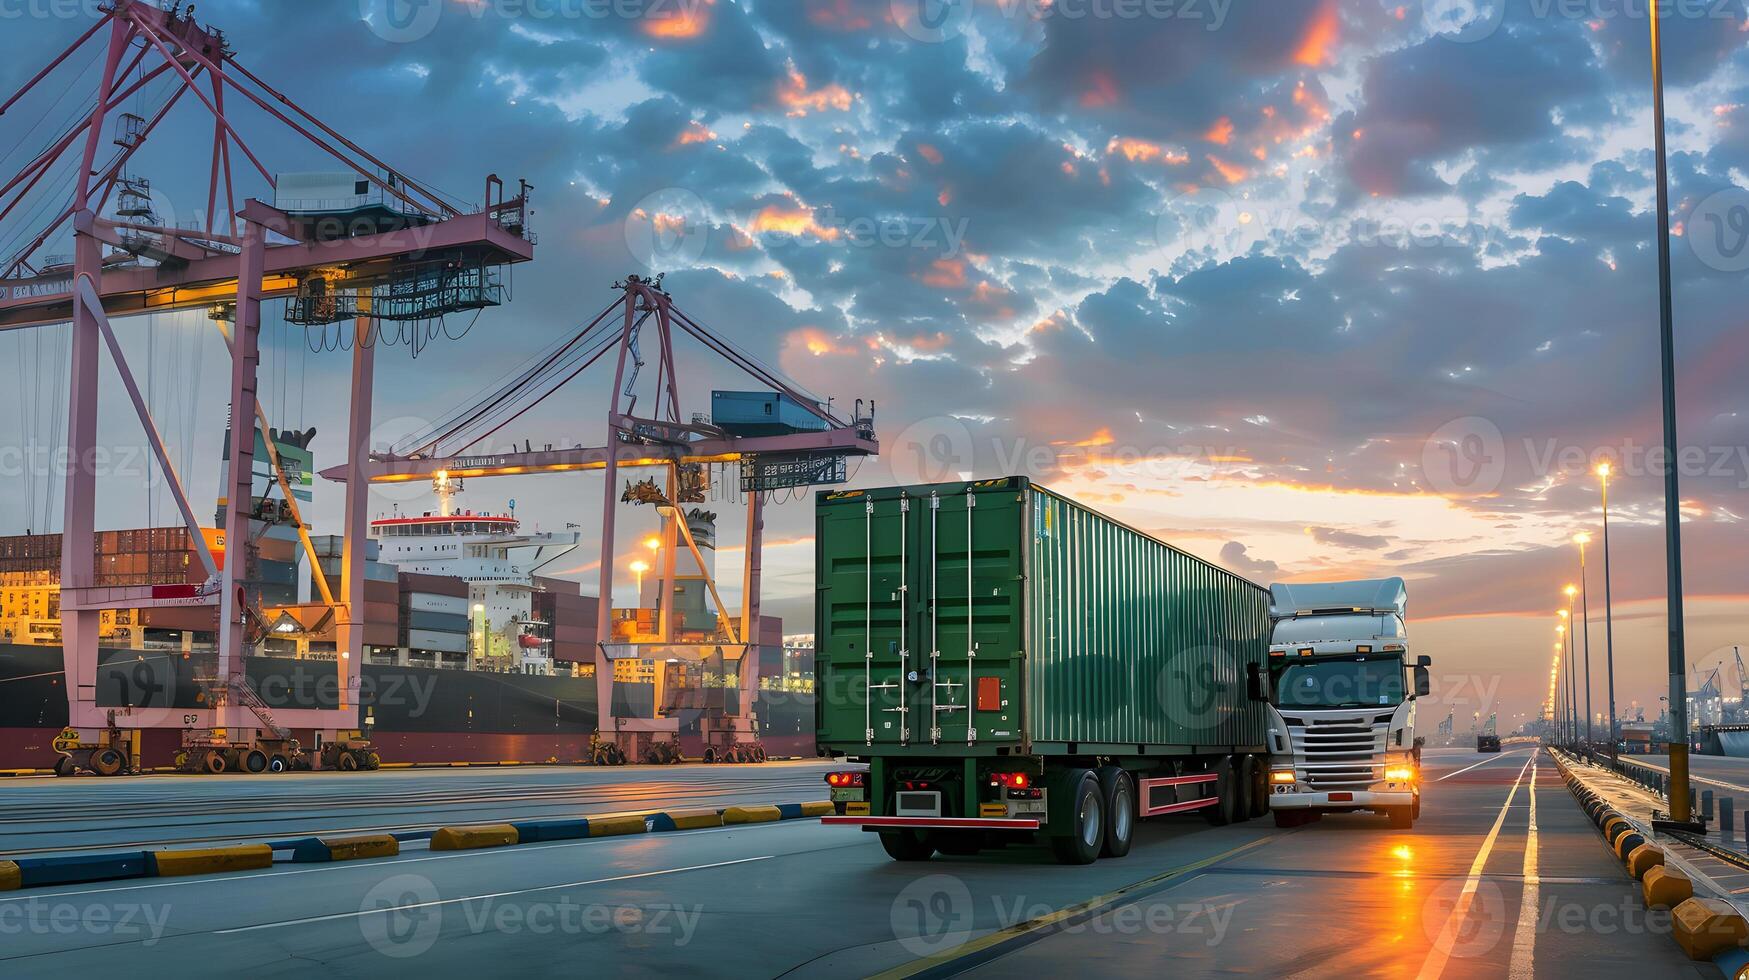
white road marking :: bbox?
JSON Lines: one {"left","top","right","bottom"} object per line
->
{"left": 214, "top": 855, "right": 773, "bottom": 934}
{"left": 1415, "top": 754, "right": 1534, "bottom": 980}
{"left": 0, "top": 819, "right": 812, "bottom": 904}
{"left": 1436, "top": 750, "right": 1529, "bottom": 782}
{"left": 1506, "top": 758, "right": 1539, "bottom": 980}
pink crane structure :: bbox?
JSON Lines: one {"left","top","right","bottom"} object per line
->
{"left": 0, "top": 1, "right": 534, "bottom": 773}
{"left": 320, "top": 274, "right": 879, "bottom": 764}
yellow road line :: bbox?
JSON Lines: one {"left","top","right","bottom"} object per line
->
{"left": 1507, "top": 757, "right": 1539, "bottom": 980}
{"left": 1416, "top": 754, "right": 1533, "bottom": 980}
{"left": 868, "top": 834, "right": 1281, "bottom": 980}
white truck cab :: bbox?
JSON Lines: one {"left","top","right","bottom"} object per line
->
{"left": 1263, "top": 578, "right": 1430, "bottom": 829}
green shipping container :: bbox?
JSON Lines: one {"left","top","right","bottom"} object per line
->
{"left": 815, "top": 477, "right": 1272, "bottom": 757}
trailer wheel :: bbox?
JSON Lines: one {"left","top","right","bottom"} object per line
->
{"left": 1050, "top": 771, "right": 1105, "bottom": 865}
{"left": 1201, "top": 757, "right": 1236, "bottom": 826}
{"left": 92, "top": 747, "right": 125, "bottom": 777}
{"left": 202, "top": 749, "right": 228, "bottom": 774}
{"left": 243, "top": 750, "right": 268, "bottom": 774}
{"left": 1248, "top": 756, "right": 1270, "bottom": 819}
{"left": 879, "top": 830, "right": 936, "bottom": 862}
{"left": 338, "top": 751, "right": 360, "bottom": 772}
{"left": 268, "top": 755, "right": 288, "bottom": 774}
{"left": 53, "top": 756, "right": 75, "bottom": 777}
{"left": 1097, "top": 766, "right": 1135, "bottom": 859}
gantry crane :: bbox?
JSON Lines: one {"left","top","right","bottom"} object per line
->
{"left": 322, "top": 274, "right": 879, "bottom": 764}
{"left": 1, "top": 1, "right": 534, "bottom": 773}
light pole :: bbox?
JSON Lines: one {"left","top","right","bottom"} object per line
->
{"left": 1556, "top": 621, "right": 1568, "bottom": 741}
{"left": 630, "top": 559, "right": 650, "bottom": 597}
{"left": 1564, "top": 585, "right": 1579, "bottom": 744}
{"left": 1598, "top": 461, "right": 1620, "bottom": 763}
{"left": 1575, "top": 532, "right": 1595, "bottom": 747}
{"left": 1648, "top": 0, "right": 1693, "bottom": 825}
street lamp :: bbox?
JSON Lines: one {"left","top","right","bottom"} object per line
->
{"left": 1598, "top": 462, "right": 1620, "bottom": 764}
{"left": 1648, "top": 0, "right": 1694, "bottom": 826}
{"left": 629, "top": 559, "right": 650, "bottom": 596}
{"left": 1575, "top": 533, "right": 1594, "bottom": 747}
{"left": 1564, "top": 585, "right": 1579, "bottom": 744}
{"left": 643, "top": 536, "right": 661, "bottom": 552}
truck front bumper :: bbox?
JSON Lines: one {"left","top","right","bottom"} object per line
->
{"left": 1269, "top": 789, "right": 1414, "bottom": 812}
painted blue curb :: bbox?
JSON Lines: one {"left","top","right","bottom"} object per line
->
{"left": 391, "top": 830, "right": 435, "bottom": 843}
{"left": 14, "top": 852, "right": 149, "bottom": 888}
{"left": 775, "top": 803, "right": 807, "bottom": 820}
{"left": 288, "top": 839, "right": 336, "bottom": 863}
{"left": 510, "top": 819, "right": 591, "bottom": 843}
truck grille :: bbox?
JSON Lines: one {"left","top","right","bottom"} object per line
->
{"left": 1279, "top": 710, "right": 1393, "bottom": 791}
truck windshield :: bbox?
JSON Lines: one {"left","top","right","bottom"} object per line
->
{"left": 1274, "top": 657, "right": 1405, "bottom": 708}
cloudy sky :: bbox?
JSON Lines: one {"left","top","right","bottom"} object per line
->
{"left": 5, "top": 0, "right": 1749, "bottom": 731}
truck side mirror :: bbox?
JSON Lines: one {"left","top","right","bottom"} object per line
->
{"left": 1412, "top": 665, "right": 1431, "bottom": 698}
{"left": 1246, "top": 663, "right": 1271, "bottom": 702}
{"left": 1415, "top": 655, "right": 1432, "bottom": 668}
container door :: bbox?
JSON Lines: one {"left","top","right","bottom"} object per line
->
{"left": 818, "top": 494, "right": 913, "bottom": 745}
{"left": 918, "top": 487, "right": 1024, "bottom": 747}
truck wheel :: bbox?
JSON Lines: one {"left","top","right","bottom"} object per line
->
{"left": 879, "top": 830, "right": 936, "bottom": 862}
{"left": 53, "top": 756, "right": 75, "bottom": 777}
{"left": 1097, "top": 767, "right": 1135, "bottom": 858}
{"left": 1273, "top": 810, "right": 1306, "bottom": 828}
{"left": 1050, "top": 771, "right": 1105, "bottom": 865}
{"left": 338, "top": 751, "right": 360, "bottom": 772}
{"left": 1232, "top": 757, "right": 1255, "bottom": 823}
{"left": 91, "top": 747, "right": 125, "bottom": 776}
{"left": 1387, "top": 806, "right": 1414, "bottom": 830}
{"left": 1248, "top": 756, "right": 1271, "bottom": 819}
{"left": 1201, "top": 757, "right": 1236, "bottom": 826}
{"left": 202, "top": 749, "right": 228, "bottom": 774}
{"left": 243, "top": 750, "right": 268, "bottom": 774}
{"left": 268, "top": 755, "right": 289, "bottom": 773}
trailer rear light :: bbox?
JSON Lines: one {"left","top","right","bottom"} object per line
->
{"left": 1269, "top": 770, "right": 1296, "bottom": 784}
{"left": 990, "top": 772, "right": 1031, "bottom": 790}
{"left": 826, "top": 771, "right": 866, "bottom": 788}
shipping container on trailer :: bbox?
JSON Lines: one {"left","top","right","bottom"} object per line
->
{"left": 815, "top": 476, "right": 1275, "bottom": 864}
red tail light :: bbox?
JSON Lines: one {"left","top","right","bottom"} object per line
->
{"left": 825, "top": 771, "right": 866, "bottom": 788}
{"left": 991, "top": 772, "right": 1030, "bottom": 790}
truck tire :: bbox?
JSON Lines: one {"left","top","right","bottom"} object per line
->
{"left": 53, "top": 756, "right": 75, "bottom": 777}
{"left": 202, "top": 749, "right": 228, "bottom": 774}
{"left": 91, "top": 747, "right": 125, "bottom": 776}
{"left": 1201, "top": 757, "right": 1236, "bottom": 826}
{"left": 1387, "top": 806, "right": 1413, "bottom": 830}
{"left": 1247, "top": 756, "right": 1270, "bottom": 819}
{"left": 879, "top": 830, "right": 936, "bottom": 862}
{"left": 243, "top": 750, "right": 268, "bottom": 774}
{"left": 1050, "top": 771, "right": 1105, "bottom": 865}
{"left": 269, "top": 755, "right": 289, "bottom": 773}
{"left": 1097, "top": 766, "right": 1135, "bottom": 858}
{"left": 338, "top": 751, "right": 359, "bottom": 772}
{"left": 1232, "top": 757, "right": 1255, "bottom": 823}
{"left": 1273, "top": 809, "right": 1306, "bottom": 828}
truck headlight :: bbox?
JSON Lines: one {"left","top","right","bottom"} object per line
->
{"left": 1384, "top": 766, "right": 1416, "bottom": 782}
{"left": 1269, "top": 769, "right": 1296, "bottom": 785}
